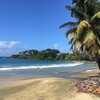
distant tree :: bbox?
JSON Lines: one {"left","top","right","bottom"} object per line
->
{"left": 11, "top": 48, "right": 91, "bottom": 61}
{"left": 56, "top": 53, "right": 66, "bottom": 60}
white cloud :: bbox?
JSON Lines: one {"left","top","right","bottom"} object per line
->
{"left": 0, "top": 41, "right": 20, "bottom": 51}
{"left": 0, "top": 41, "right": 23, "bottom": 56}
{"left": 53, "top": 43, "right": 59, "bottom": 50}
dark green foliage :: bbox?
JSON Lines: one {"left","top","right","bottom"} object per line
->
{"left": 11, "top": 49, "right": 60, "bottom": 60}
{"left": 65, "top": 54, "right": 80, "bottom": 61}
{"left": 56, "top": 53, "right": 66, "bottom": 60}
{"left": 11, "top": 49, "right": 93, "bottom": 61}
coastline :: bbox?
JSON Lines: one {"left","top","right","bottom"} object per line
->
{"left": 0, "top": 59, "right": 97, "bottom": 79}
{"left": 0, "top": 68, "right": 100, "bottom": 100}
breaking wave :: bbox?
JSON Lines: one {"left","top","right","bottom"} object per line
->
{"left": 0, "top": 62, "right": 84, "bottom": 71}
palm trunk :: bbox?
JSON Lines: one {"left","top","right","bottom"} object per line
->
{"left": 95, "top": 54, "right": 100, "bottom": 70}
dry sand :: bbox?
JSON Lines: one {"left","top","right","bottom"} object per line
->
{"left": 0, "top": 69, "right": 100, "bottom": 100}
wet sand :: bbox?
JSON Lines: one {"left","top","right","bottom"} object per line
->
{"left": 0, "top": 68, "right": 100, "bottom": 100}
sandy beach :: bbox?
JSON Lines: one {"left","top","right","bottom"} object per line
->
{"left": 0, "top": 68, "right": 99, "bottom": 100}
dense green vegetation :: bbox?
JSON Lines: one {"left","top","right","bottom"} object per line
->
{"left": 60, "top": 0, "right": 100, "bottom": 68}
{"left": 11, "top": 49, "right": 93, "bottom": 61}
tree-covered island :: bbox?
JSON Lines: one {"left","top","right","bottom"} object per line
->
{"left": 11, "top": 49, "right": 93, "bottom": 61}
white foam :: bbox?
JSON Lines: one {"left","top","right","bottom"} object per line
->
{"left": 0, "top": 62, "right": 84, "bottom": 71}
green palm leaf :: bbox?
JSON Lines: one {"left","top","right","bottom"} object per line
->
{"left": 83, "top": 30, "right": 95, "bottom": 44}
{"left": 66, "top": 28, "right": 77, "bottom": 38}
{"left": 59, "top": 22, "right": 78, "bottom": 29}
{"left": 91, "top": 11, "right": 100, "bottom": 21}
{"left": 65, "top": 6, "right": 85, "bottom": 20}
{"left": 77, "top": 20, "right": 90, "bottom": 34}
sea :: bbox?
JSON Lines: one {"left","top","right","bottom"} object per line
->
{"left": 0, "top": 57, "right": 97, "bottom": 78}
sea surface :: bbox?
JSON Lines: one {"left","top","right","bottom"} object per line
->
{"left": 0, "top": 57, "right": 97, "bottom": 78}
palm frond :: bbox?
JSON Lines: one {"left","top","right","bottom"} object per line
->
{"left": 72, "top": 38, "right": 81, "bottom": 48}
{"left": 91, "top": 11, "right": 100, "bottom": 21}
{"left": 83, "top": 30, "right": 95, "bottom": 44}
{"left": 68, "top": 38, "right": 74, "bottom": 45}
{"left": 59, "top": 22, "right": 78, "bottom": 29}
{"left": 65, "top": 6, "right": 85, "bottom": 20}
{"left": 70, "top": 45, "right": 74, "bottom": 50}
{"left": 66, "top": 28, "right": 77, "bottom": 38}
{"left": 77, "top": 20, "right": 90, "bottom": 34}
{"left": 94, "top": 31, "right": 100, "bottom": 47}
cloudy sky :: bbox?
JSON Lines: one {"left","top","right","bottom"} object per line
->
{"left": 0, "top": 0, "right": 74, "bottom": 56}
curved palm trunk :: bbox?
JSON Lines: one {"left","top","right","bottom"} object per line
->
{"left": 95, "top": 54, "right": 100, "bottom": 70}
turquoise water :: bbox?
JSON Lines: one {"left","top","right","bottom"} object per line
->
{"left": 0, "top": 57, "right": 96, "bottom": 78}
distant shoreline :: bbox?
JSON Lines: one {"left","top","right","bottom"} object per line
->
{"left": 0, "top": 56, "right": 95, "bottom": 62}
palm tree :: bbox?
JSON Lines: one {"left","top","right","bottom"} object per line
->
{"left": 60, "top": 0, "right": 100, "bottom": 69}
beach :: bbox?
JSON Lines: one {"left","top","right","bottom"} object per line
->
{"left": 0, "top": 58, "right": 98, "bottom": 100}
{"left": 0, "top": 68, "right": 100, "bottom": 100}
{"left": 0, "top": 0, "right": 99, "bottom": 99}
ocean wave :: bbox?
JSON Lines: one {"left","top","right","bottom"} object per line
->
{"left": 0, "top": 62, "right": 84, "bottom": 71}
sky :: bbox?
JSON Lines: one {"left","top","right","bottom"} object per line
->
{"left": 0, "top": 0, "right": 74, "bottom": 56}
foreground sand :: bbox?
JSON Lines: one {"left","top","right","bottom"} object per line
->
{"left": 0, "top": 69, "right": 100, "bottom": 100}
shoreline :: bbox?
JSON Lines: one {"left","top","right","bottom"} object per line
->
{"left": 0, "top": 66, "right": 97, "bottom": 84}
{"left": 0, "top": 68, "right": 100, "bottom": 100}
{"left": 0, "top": 61, "right": 97, "bottom": 80}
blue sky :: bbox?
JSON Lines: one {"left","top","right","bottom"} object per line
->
{"left": 0, "top": 0, "right": 73, "bottom": 56}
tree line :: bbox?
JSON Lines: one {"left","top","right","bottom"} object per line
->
{"left": 11, "top": 49, "right": 93, "bottom": 61}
